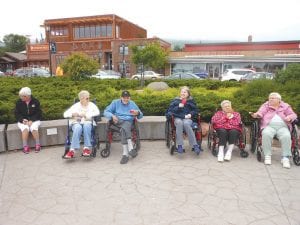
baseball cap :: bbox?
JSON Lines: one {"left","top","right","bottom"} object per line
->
{"left": 121, "top": 90, "right": 130, "bottom": 97}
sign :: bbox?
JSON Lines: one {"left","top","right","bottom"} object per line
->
{"left": 47, "top": 128, "right": 58, "bottom": 135}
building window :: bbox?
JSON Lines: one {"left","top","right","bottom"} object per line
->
{"left": 50, "top": 26, "right": 68, "bottom": 36}
{"left": 73, "top": 23, "right": 113, "bottom": 39}
{"left": 119, "top": 45, "right": 129, "bottom": 55}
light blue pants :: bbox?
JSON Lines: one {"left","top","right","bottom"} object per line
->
{"left": 174, "top": 118, "right": 197, "bottom": 146}
{"left": 262, "top": 124, "right": 291, "bottom": 157}
{"left": 70, "top": 123, "right": 92, "bottom": 150}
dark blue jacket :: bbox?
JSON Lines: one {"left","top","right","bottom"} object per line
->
{"left": 166, "top": 97, "right": 199, "bottom": 120}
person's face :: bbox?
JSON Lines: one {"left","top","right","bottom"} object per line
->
{"left": 268, "top": 95, "right": 280, "bottom": 106}
{"left": 180, "top": 89, "right": 189, "bottom": 99}
{"left": 80, "top": 96, "right": 89, "bottom": 105}
{"left": 222, "top": 103, "right": 232, "bottom": 113}
{"left": 20, "top": 95, "right": 30, "bottom": 102}
{"left": 121, "top": 96, "right": 130, "bottom": 104}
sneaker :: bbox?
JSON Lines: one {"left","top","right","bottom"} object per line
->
{"left": 23, "top": 145, "right": 30, "bottom": 154}
{"left": 193, "top": 145, "right": 201, "bottom": 155}
{"left": 281, "top": 157, "right": 291, "bottom": 169}
{"left": 82, "top": 148, "right": 91, "bottom": 157}
{"left": 177, "top": 145, "right": 183, "bottom": 154}
{"left": 224, "top": 150, "right": 232, "bottom": 161}
{"left": 264, "top": 155, "right": 271, "bottom": 165}
{"left": 128, "top": 149, "right": 138, "bottom": 158}
{"left": 218, "top": 152, "right": 224, "bottom": 162}
{"left": 35, "top": 144, "right": 41, "bottom": 153}
{"left": 64, "top": 150, "right": 74, "bottom": 159}
{"left": 120, "top": 155, "right": 129, "bottom": 164}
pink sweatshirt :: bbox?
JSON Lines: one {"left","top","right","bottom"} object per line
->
{"left": 212, "top": 110, "right": 242, "bottom": 132}
{"left": 256, "top": 101, "right": 297, "bottom": 131}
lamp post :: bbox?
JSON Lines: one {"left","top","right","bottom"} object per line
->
{"left": 45, "top": 26, "right": 53, "bottom": 76}
{"left": 98, "top": 51, "right": 102, "bottom": 69}
{"left": 121, "top": 43, "right": 126, "bottom": 78}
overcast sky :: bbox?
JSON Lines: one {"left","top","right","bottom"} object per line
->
{"left": 1, "top": 0, "right": 300, "bottom": 43}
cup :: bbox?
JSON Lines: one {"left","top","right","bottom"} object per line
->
{"left": 181, "top": 99, "right": 187, "bottom": 105}
{"left": 130, "top": 109, "right": 134, "bottom": 113}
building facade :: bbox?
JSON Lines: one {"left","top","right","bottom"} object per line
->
{"left": 169, "top": 39, "right": 300, "bottom": 78}
{"left": 26, "top": 14, "right": 171, "bottom": 76}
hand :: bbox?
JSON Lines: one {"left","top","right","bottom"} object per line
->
{"left": 250, "top": 112, "right": 259, "bottom": 118}
{"left": 185, "top": 114, "right": 191, "bottom": 119}
{"left": 112, "top": 115, "right": 118, "bottom": 124}
{"left": 130, "top": 109, "right": 139, "bottom": 116}
{"left": 179, "top": 103, "right": 184, "bottom": 108}
{"left": 226, "top": 113, "right": 233, "bottom": 119}
{"left": 284, "top": 115, "right": 292, "bottom": 122}
{"left": 72, "top": 112, "right": 80, "bottom": 117}
{"left": 79, "top": 112, "right": 86, "bottom": 118}
{"left": 28, "top": 121, "right": 33, "bottom": 126}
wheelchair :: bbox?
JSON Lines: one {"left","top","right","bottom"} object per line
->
{"left": 250, "top": 119, "right": 300, "bottom": 165}
{"left": 62, "top": 99, "right": 100, "bottom": 159}
{"left": 100, "top": 118, "right": 140, "bottom": 158}
{"left": 207, "top": 121, "right": 249, "bottom": 158}
{"left": 165, "top": 114, "right": 202, "bottom": 155}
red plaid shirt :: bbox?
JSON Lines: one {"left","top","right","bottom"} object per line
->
{"left": 211, "top": 110, "right": 242, "bottom": 132}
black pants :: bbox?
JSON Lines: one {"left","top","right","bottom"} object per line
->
{"left": 216, "top": 129, "right": 239, "bottom": 146}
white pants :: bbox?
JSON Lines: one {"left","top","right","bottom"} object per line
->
{"left": 17, "top": 121, "right": 41, "bottom": 132}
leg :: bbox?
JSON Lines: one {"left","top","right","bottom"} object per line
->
{"left": 183, "top": 119, "right": 201, "bottom": 154}
{"left": 225, "top": 129, "right": 240, "bottom": 161}
{"left": 262, "top": 126, "right": 276, "bottom": 165}
{"left": 30, "top": 121, "right": 41, "bottom": 152}
{"left": 82, "top": 123, "right": 92, "bottom": 156}
{"left": 117, "top": 120, "right": 134, "bottom": 163}
{"left": 174, "top": 118, "right": 184, "bottom": 153}
{"left": 70, "top": 123, "right": 83, "bottom": 150}
{"left": 277, "top": 127, "right": 292, "bottom": 157}
{"left": 216, "top": 129, "right": 228, "bottom": 162}
{"left": 18, "top": 122, "right": 30, "bottom": 153}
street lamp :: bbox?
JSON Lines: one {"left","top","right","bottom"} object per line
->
{"left": 98, "top": 51, "right": 102, "bottom": 68}
{"left": 121, "top": 43, "right": 126, "bottom": 78}
{"left": 45, "top": 26, "right": 53, "bottom": 76}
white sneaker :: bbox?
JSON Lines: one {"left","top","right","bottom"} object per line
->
{"left": 224, "top": 150, "right": 232, "bottom": 161}
{"left": 281, "top": 157, "right": 291, "bottom": 169}
{"left": 218, "top": 152, "right": 224, "bottom": 162}
{"left": 264, "top": 155, "right": 271, "bottom": 165}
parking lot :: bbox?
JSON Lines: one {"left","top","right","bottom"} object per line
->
{"left": 0, "top": 140, "right": 300, "bottom": 225}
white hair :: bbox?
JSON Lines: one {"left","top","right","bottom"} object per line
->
{"left": 19, "top": 87, "right": 31, "bottom": 96}
{"left": 221, "top": 100, "right": 231, "bottom": 108}
{"left": 269, "top": 92, "right": 281, "bottom": 100}
{"left": 78, "top": 90, "right": 90, "bottom": 100}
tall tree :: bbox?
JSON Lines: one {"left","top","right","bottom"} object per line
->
{"left": 3, "top": 34, "right": 28, "bottom": 52}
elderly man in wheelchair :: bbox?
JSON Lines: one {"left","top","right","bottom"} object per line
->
{"left": 63, "top": 90, "right": 100, "bottom": 159}
{"left": 250, "top": 92, "right": 298, "bottom": 169}
{"left": 165, "top": 86, "right": 201, "bottom": 155}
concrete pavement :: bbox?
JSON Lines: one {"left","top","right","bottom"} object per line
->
{"left": 0, "top": 140, "right": 300, "bottom": 225}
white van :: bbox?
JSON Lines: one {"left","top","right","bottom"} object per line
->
{"left": 220, "top": 69, "right": 255, "bottom": 81}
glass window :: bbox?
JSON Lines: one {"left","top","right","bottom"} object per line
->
{"left": 84, "top": 26, "right": 90, "bottom": 38}
{"left": 107, "top": 24, "right": 112, "bottom": 37}
{"left": 90, "top": 26, "right": 96, "bottom": 38}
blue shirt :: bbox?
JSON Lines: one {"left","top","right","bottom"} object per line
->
{"left": 104, "top": 99, "right": 143, "bottom": 121}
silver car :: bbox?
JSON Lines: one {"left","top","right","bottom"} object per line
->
{"left": 91, "top": 70, "right": 121, "bottom": 79}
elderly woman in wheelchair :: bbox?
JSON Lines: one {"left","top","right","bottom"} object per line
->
{"left": 63, "top": 90, "right": 100, "bottom": 159}
{"left": 210, "top": 100, "right": 248, "bottom": 162}
{"left": 250, "top": 92, "right": 298, "bottom": 169}
{"left": 165, "top": 86, "right": 201, "bottom": 155}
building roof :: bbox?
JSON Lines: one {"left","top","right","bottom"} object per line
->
{"left": 4, "top": 52, "right": 27, "bottom": 61}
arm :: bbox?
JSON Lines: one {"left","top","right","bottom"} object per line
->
{"left": 85, "top": 102, "right": 100, "bottom": 120}
{"left": 284, "top": 105, "right": 297, "bottom": 122}
{"left": 229, "top": 112, "right": 242, "bottom": 126}
{"left": 103, "top": 100, "right": 116, "bottom": 120}
{"left": 29, "top": 99, "right": 42, "bottom": 121}
{"left": 14, "top": 100, "right": 24, "bottom": 123}
{"left": 130, "top": 101, "right": 143, "bottom": 119}
{"left": 166, "top": 99, "right": 185, "bottom": 119}
{"left": 187, "top": 99, "right": 199, "bottom": 118}
{"left": 211, "top": 111, "right": 227, "bottom": 126}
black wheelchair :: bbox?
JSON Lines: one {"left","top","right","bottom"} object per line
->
{"left": 100, "top": 118, "right": 140, "bottom": 158}
{"left": 165, "top": 114, "right": 202, "bottom": 155}
{"left": 207, "top": 121, "right": 249, "bottom": 158}
{"left": 250, "top": 119, "right": 300, "bottom": 165}
{"left": 62, "top": 99, "right": 100, "bottom": 159}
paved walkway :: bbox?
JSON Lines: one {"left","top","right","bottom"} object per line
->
{"left": 0, "top": 141, "right": 300, "bottom": 225}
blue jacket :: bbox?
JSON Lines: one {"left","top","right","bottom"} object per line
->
{"left": 104, "top": 99, "right": 143, "bottom": 122}
{"left": 166, "top": 97, "right": 199, "bottom": 120}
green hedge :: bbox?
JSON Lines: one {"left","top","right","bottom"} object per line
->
{"left": 0, "top": 77, "right": 299, "bottom": 124}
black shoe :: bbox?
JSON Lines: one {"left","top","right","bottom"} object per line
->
{"left": 120, "top": 155, "right": 129, "bottom": 164}
{"left": 128, "top": 149, "right": 138, "bottom": 158}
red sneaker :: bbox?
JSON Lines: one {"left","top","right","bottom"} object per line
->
{"left": 83, "top": 148, "right": 91, "bottom": 157}
{"left": 35, "top": 144, "right": 41, "bottom": 153}
{"left": 64, "top": 150, "right": 74, "bottom": 159}
{"left": 23, "top": 145, "right": 30, "bottom": 154}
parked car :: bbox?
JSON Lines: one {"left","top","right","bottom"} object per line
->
{"left": 220, "top": 68, "right": 255, "bottom": 81}
{"left": 240, "top": 72, "right": 275, "bottom": 82}
{"left": 0, "top": 71, "right": 4, "bottom": 76}
{"left": 165, "top": 72, "right": 202, "bottom": 80}
{"left": 13, "top": 68, "right": 50, "bottom": 77}
{"left": 91, "top": 70, "right": 121, "bottom": 79}
{"left": 194, "top": 70, "right": 209, "bottom": 79}
{"left": 131, "top": 71, "right": 163, "bottom": 80}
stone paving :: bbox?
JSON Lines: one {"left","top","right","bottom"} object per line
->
{"left": 0, "top": 140, "right": 300, "bottom": 225}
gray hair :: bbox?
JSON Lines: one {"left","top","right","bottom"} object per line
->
{"left": 269, "top": 92, "right": 281, "bottom": 100}
{"left": 221, "top": 100, "right": 231, "bottom": 108}
{"left": 19, "top": 87, "right": 31, "bottom": 96}
{"left": 78, "top": 90, "right": 90, "bottom": 100}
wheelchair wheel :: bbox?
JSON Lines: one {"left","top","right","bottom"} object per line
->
{"left": 132, "top": 122, "right": 141, "bottom": 151}
{"left": 100, "top": 141, "right": 111, "bottom": 158}
{"left": 257, "top": 147, "right": 263, "bottom": 162}
{"left": 250, "top": 121, "right": 258, "bottom": 153}
{"left": 62, "top": 146, "right": 70, "bottom": 158}
{"left": 170, "top": 145, "right": 176, "bottom": 155}
{"left": 165, "top": 120, "right": 171, "bottom": 148}
{"left": 292, "top": 148, "right": 300, "bottom": 166}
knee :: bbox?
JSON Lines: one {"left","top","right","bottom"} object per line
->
{"left": 262, "top": 130, "right": 273, "bottom": 139}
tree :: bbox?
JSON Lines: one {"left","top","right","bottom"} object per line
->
{"left": 3, "top": 34, "right": 28, "bottom": 52}
{"left": 275, "top": 63, "right": 300, "bottom": 84}
{"left": 131, "top": 42, "right": 169, "bottom": 72}
{"left": 60, "top": 52, "right": 98, "bottom": 80}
